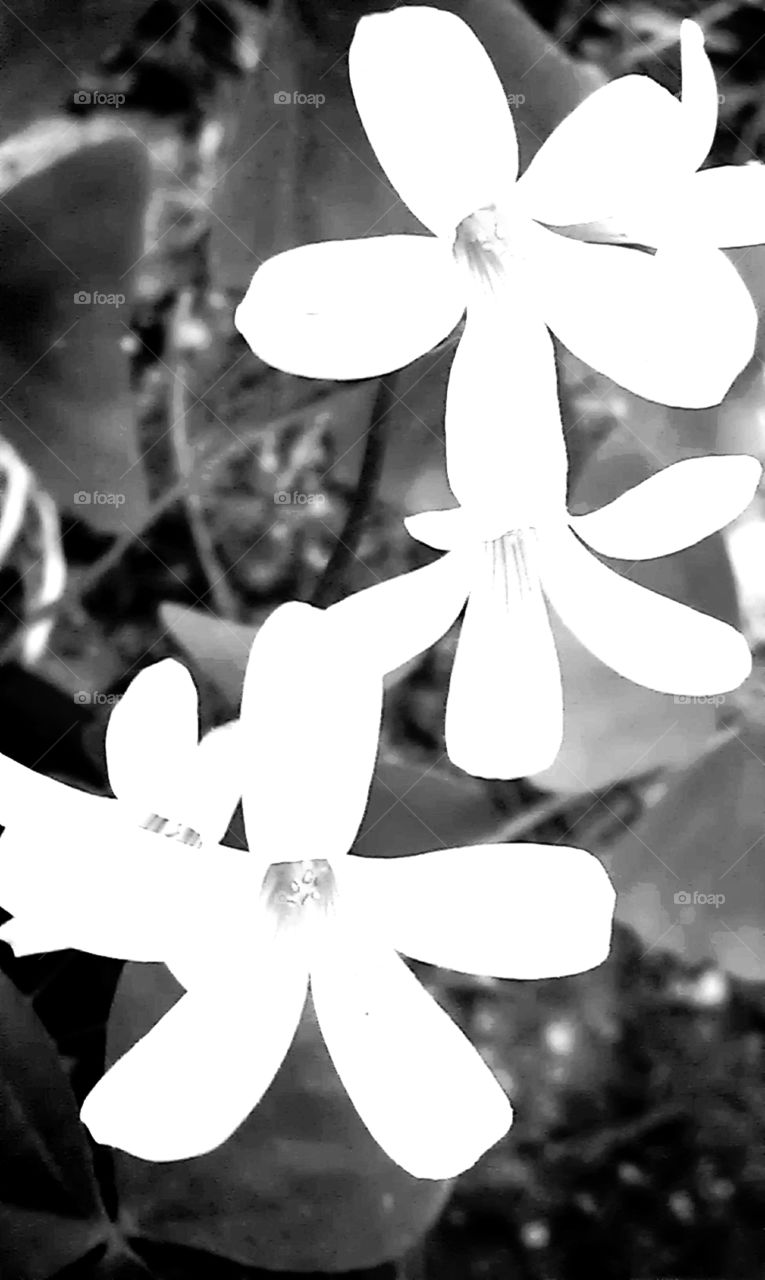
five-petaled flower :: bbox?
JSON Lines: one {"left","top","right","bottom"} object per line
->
{"left": 0, "top": 604, "right": 615, "bottom": 1179}
{"left": 235, "top": 6, "right": 764, "bottom": 473}
{"left": 333, "top": 455, "right": 760, "bottom": 779}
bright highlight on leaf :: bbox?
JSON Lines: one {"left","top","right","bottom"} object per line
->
{"left": 235, "top": 9, "right": 761, "bottom": 411}
{"left": 0, "top": 604, "right": 615, "bottom": 1180}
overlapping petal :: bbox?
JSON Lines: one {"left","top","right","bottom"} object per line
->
{"left": 177, "top": 721, "right": 244, "bottom": 845}
{"left": 679, "top": 19, "right": 718, "bottom": 173}
{"left": 0, "top": 803, "right": 263, "bottom": 966}
{"left": 405, "top": 507, "right": 485, "bottom": 550}
{"left": 235, "top": 236, "right": 464, "bottom": 380}
{"left": 310, "top": 903, "right": 512, "bottom": 1179}
{"left": 350, "top": 6, "right": 518, "bottom": 238}
{"left": 515, "top": 75, "right": 685, "bottom": 227}
{"left": 329, "top": 552, "right": 470, "bottom": 676}
{"left": 444, "top": 279, "right": 568, "bottom": 527}
{"left": 341, "top": 843, "right": 615, "bottom": 978}
{"left": 679, "top": 166, "right": 765, "bottom": 247}
{"left": 531, "top": 224, "right": 757, "bottom": 406}
{"left": 445, "top": 535, "right": 563, "bottom": 779}
{"left": 241, "top": 602, "right": 382, "bottom": 863}
{"left": 105, "top": 659, "right": 199, "bottom": 820}
{"left": 571, "top": 455, "right": 761, "bottom": 560}
{"left": 539, "top": 526, "right": 752, "bottom": 695}
{"left": 0, "top": 748, "right": 108, "bottom": 828}
{"left": 81, "top": 928, "right": 308, "bottom": 1161}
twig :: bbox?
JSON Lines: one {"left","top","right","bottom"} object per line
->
{"left": 170, "top": 290, "right": 239, "bottom": 618}
{"left": 65, "top": 383, "right": 346, "bottom": 605}
{"left": 312, "top": 376, "right": 395, "bottom": 608}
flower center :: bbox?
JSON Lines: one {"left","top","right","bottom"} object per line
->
{"left": 453, "top": 204, "right": 508, "bottom": 291}
{"left": 140, "top": 812, "right": 203, "bottom": 848}
{"left": 490, "top": 530, "right": 538, "bottom": 603}
{"left": 261, "top": 858, "right": 336, "bottom": 923}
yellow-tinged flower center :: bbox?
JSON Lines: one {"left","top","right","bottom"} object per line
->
{"left": 261, "top": 858, "right": 336, "bottom": 923}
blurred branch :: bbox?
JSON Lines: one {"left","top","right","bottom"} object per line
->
{"left": 170, "top": 290, "right": 239, "bottom": 618}
{"left": 312, "top": 375, "right": 395, "bottom": 609}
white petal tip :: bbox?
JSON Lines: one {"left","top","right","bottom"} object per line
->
{"left": 681, "top": 18, "right": 705, "bottom": 47}
{"left": 403, "top": 1095, "right": 514, "bottom": 1181}
{"left": 0, "top": 919, "right": 49, "bottom": 957}
{"left": 731, "top": 453, "right": 763, "bottom": 492}
{"left": 446, "top": 729, "right": 563, "bottom": 782}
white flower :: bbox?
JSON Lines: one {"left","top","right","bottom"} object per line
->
{"left": 0, "top": 604, "right": 615, "bottom": 1179}
{"left": 334, "top": 456, "right": 760, "bottom": 780}
{"left": 589, "top": 21, "right": 765, "bottom": 250}
{"left": 235, "top": 8, "right": 760, "bottom": 422}
{"left": 0, "top": 660, "right": 242, "bottom": 962}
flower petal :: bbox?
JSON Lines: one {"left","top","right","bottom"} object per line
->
{"left": 571, "top": 455, "right": 762, "bottom": 560}
{"left": 531, "top": 224, "right": 757, "bottom": 407}
{"left": 350, "top": 7, "right": 518, "bottom": 239}
{"left": 515, "top": 75, "right": 684, "bottom": 227}
{"left": 679, "top": 20, "right": 718, "bottom": 173}
{"left": 106, "top": 659, "right": 199, "bottom": 820}
{"left": 235, "top": 236, "right": 465, "bottom": 380}
{"left": 446, "top": 534, "right": 563, "bottom": 779}
{"left": 177, "top": 721, "right": 244, "bottom": 845}
{"left": 341, "top": 843, "right": 615, "bottom": 978}
{"left": 310, "top": 904, "right": 512, "bottom": 1179}
{"left": 241, "top": 602, "right": 382, "bottom": 864}
{"left": 678, "top": 166, "right": 765, "bottom": 247}
{"left": 0, "top": 800, "right": 263, "bottom": 967}
{"left": 539, "top": 526, "right": 752, "bottom": 695}
{"left": 329, "top": 553, "right": 470, "bottom": 675}
{"left": 404, "top": 507, "right": 474, "bottom": 551}
{"left": 82, "top": 932, "right": 308, "bottom": 1161}
{"left": 444, "top": 284, "right": 568, "bottom": 530}
{"left": 0, "top": 748, "right": 107, "bottom": 828}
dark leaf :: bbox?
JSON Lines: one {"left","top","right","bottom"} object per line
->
{"left": 159, "top": 603, "right": 258, "bottom": 709}
{"left": 108, "top": 963, "right": 452, "bottom": 1272}
{"left": 0, "top": 970, "right": 111, "bottom": 1279}
{"left": 0, "top": 124, "right": 151, "bottom": 531}
{"left": 605, "top": 723, "right": 765, "bottom": 981}
{"left": 354, "top": 752, "right": 500, "bottom": 858}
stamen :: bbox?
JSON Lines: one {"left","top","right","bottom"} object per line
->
{"left": 262, "top": 858, "right": 335, "bottom": 919}
{"left": 140, "top": 813, "right": 203, "bottom": 848}
{"left": 490, "top": 531, "right": 537, "bottom": 605}
{"left": 453, "top": 205, "right": 507, "bottom": 292}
